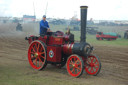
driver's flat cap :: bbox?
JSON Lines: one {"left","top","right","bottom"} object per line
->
{"left": 43, "top": 15, "right": 46, "bottom": 18}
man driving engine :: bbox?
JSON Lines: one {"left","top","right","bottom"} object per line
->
{"left": 40, "top": 15, "right": 51, "bottom": 35}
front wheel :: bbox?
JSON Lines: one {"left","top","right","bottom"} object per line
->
{"left": 99, "top": 37, "right": 103, "bottom": 40}
{"left": 84, "top": 55, "right": 101, "bottom": 76}
{"left": 96, "top": 37, "right": 99, "bottom": 40}
{"left": 66, "top": 54, "right": 84, "bottom": 78}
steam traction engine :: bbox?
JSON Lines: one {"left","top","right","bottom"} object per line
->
{"left": 25, "top": 6, "right": 101, "bottom": 77}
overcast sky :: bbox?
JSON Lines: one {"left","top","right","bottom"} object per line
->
{"left": 0, "top": 0, "right": 128, "bottom": 20}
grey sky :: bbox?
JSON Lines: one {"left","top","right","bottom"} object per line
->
{"left": 0, "top": 0, "right": 128, "bottom": 20}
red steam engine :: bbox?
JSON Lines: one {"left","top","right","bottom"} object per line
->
{"left": 25, "top": 6, "right": 101, "bottom": 77}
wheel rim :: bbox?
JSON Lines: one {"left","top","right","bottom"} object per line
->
{"left": 67, "top": 55, "right": 83, "bottom": 77}
{"left": 85, "top": 55, "right": 100, "bottom": 75}
{"left": 28, "top": 41, "right": 46, "bottom": 70}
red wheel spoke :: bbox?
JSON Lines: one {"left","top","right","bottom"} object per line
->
{"left": 73, "top": 68, "right": 76, "bottom": 74}
{"left": 41, "top": 61, "right": 44, "bottom": 64}
{"left": 86, "top": 60, "right": 89, "bottom": 65}
{"left": 69, "top": 62, "right": 72, "bottom": 65}
{"left": 87, "top": 66, "right": 90, "bottom": 69}
{"left": 74, "top": 57, "right": 77, "bottom": 61}
{"left": 35, "top": 44, "right": 38, "bottom": 52}
{"left": 87, "top": 59, "right": 91, "bottom": 64}
{"left": 40, "top": 46, "right": 42, "bottom": 52}
{"left": 92, "top": 67, "right": 94, "bottom": 73}
{"left": 38, "top": 57, "right": 43, "bottom": 62}
{"left": 70, "top": 59, "right": 74, "bottom": 65}
{"left": 90, "top": 67, "right": 93, "bottom": 72}
{"left": 40, "top": 47, "right": 44, "bottom": 52}
{"left": 39, "top": 57, "right": 44, "bottom": 64}
{"left": 69, "top": 65, "right": 73, "bottom": 69}
{"left": 31, "top": 56, "right": 34, "bottom": 58}
{"left": 76, "top": 67, "right": 81, "bottom": 71}
{"left": 35, "top": 58, "right": 38, "bottom": 66}
{"left": 76, "top": 68, "right": 79, "bottom": 73}
{"left": 30, "top": 52, "right": 35, "bottom": 54}
{"left": 33, "top": 59, "right": 35, "bottom": 63}
{"left": 32, "top": 47, "right": 36, "bottom": 52}
{"left": 69, "top": 61, "right": 73, "bottom": 65}
{"left": 71, "top": 68, "right": 75, "bottom": 73}
{"left": 33, "top": 45, "right": 37, "bottom": 52}
{"left": 69, "top": 65, "right": 72, "bottom": 67}
{"left": 38, "top": 57, "right": 43, "bottom": 67}
{"left": 37, "top": 43, "right": 39, "bottom": 52}
{"left": 77, "top": 62, "right": 81, "bottom": 66}
{"left": 39, "top": 56, "right": 45, "bottom": 63}
{"left": 91, "top": 57, "right": 94, "bottom": 63}
{"left": 31, "top": 56, "right": 36, "bottom": 61}
{"left": 75, "top": 60, "right": 79, "bottom": 64}
{"left": 94, "top": 66, "right": 97, "bottom": 70}
{"left": 33, "top": 58, "right": 37, "bottom": 64}
{"left": 39, "top": 52, "right": 45, "bottom": 55}
{"left": 94, "top": 63, "right": 99, "bottom": 66}
{"left": 87, "top": 61, "right": 91, "bottom": 65}
{"left": 40, "top": 55, "right": 45, "bottom": 59}
{"left": 93, "top": 59, "right": 97, "bottom": 64}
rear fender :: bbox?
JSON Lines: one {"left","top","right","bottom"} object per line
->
{"left": 25, "top": 35, "right": 38, "bottom": 44}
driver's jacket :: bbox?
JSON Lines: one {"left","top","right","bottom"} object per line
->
{"left": 40, "top": 20, "right": 49, "bottom": 35}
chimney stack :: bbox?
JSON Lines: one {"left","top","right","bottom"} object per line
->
{"left": 80, "top": 6, "right": 88, "bottom": 43}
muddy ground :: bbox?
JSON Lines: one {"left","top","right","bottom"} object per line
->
{"left": 0, "top": 24, "right": 128, "bottom": 85}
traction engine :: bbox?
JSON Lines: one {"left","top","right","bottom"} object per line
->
{"left": 25, "top": 6, "right": 101, "bottom": 78}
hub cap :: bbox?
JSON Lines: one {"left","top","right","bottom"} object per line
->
{"left": 34, "top": 53, "right": 38, "bottom": 58}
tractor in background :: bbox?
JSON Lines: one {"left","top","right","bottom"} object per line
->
{"left": 96, "top": 32, "right": 118, "bottom": 40}
{"left": 16, "top": 23, "right": 22, "bottom": 31}
{"left": 124, "top": 30, "right": 128, "bottom": 39}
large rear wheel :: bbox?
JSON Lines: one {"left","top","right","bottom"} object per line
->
{"left": 66, "top": 54, "right": 84, "bottom": 78}
{"left": 84, "top": 55, "right": 101, "bottom": 76}
{"left": 28, "top": 40, "right": 47, "bottom": 70}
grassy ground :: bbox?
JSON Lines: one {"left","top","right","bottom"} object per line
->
{"left": 0, "top": 58, "right": 91, "bottom": 85}
{"left": 0, "top": 65, "right": 80, "bottom": 85}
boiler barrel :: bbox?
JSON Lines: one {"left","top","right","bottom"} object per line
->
{"left": 62, "top": 43, "right": 92, "bottom": 56}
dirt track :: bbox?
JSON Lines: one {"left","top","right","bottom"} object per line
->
{"left": 0, "top": 26, "right": 128, "bottom": 85}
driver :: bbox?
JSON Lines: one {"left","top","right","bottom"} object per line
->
{"left": 40, "top": 15, "right": 51, "bottom": 35}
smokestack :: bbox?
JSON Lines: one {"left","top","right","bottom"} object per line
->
{"left": 80, "top": 6, "right": 88, "bottom": 43}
